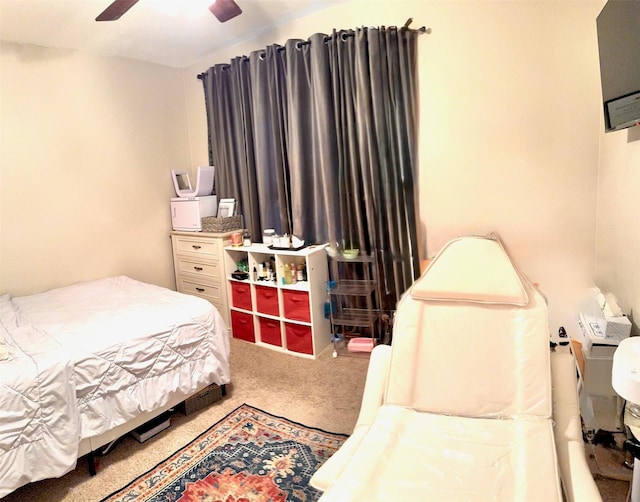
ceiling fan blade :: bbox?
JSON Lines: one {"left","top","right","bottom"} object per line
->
{"left": 96, "top": 0, "right": 140, "bottom": 22}
{"left": 209, "top": 0, "right": 242, "bottom": 23}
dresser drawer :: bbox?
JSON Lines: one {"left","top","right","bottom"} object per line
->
{"left": 176, "top": 258, "right": 221, "bottom": 282}
{"left": 174, "top": 236, "right": 220, "bottom": 258}
{"left": 177, "top": 278, "right": 223, "bottom": 303}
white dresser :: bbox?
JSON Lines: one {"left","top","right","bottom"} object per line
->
{"left": 170, "top": 231, "right": 234, "bottom": 326}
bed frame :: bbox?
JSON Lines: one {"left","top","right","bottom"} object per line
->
{"left": 82, "top": 383, "right": 227, "bottom": 475}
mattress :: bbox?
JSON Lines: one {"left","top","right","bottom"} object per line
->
{"left": 0, "top": 276, "right": 230, "bottom": 496}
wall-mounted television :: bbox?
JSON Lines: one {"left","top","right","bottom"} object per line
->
{"left": 596, "top": 0, "right": 640, "bottom": 133}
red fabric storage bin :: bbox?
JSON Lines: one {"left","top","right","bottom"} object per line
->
{"left": 230, "top": 281, "right": 252, "bottom": 310}
{"left": 285, "top": 323, "right": 313, "bottom": 355}
{"left": 255, "top": 285, "right": 280, "bottom": 316}
{"left": 259, "top": 317, "right": 282, "bottom": 347}
{"left": 282, "top": 290, "right": 310, "bottom": 322}
{"left": 231, "top": 310, "right": 255, "bottom": 342}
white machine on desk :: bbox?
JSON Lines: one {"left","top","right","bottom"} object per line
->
{"left": 579, "top": 288, "right": 632, "bottom": 351}
{"left": 574, "top": 288, "right": 632, "bottom": 432}
{"left": 170, "top": 166, "right": 217, "bottom": 232}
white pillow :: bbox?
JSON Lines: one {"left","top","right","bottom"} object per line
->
{"left": 411, "top": 236, "right": 529, "bottom": 306}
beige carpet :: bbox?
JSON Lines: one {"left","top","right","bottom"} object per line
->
{"left": 2, "top": 337, "right": 633, "bottom": 501}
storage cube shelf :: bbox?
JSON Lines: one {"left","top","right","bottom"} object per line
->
{"left": 224, "top": 244, "right": 330, "bottom": 358}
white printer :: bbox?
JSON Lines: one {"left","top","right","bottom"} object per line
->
{"left": 170, "top": 166, "right": 217, "bottom": 232}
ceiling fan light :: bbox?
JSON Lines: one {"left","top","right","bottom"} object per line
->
{"left": 209, "top": 0, "right": 242, "bottom": 23}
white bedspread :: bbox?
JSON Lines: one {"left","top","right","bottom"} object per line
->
{"left": 0, "top": 298, "right": 79, "bottom": 498}
{"left": 0, "top": 276, "right": 230, "bottom": 497}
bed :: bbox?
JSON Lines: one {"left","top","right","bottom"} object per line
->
{"left": 0, "top": 276, "right": 231, "bottom": 498}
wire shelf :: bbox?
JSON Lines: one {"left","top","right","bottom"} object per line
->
{"left": 331, "top": 308, "right": 379, "bottom": 327}
{"left": 330, "top": 280, "right": 378, "bottom": 296}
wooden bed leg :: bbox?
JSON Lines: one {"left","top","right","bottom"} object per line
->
{"left": 88, "top": 451, "right": 97, "bottom": 476}
{"left": 221, "top": 384, "right": 227, "bottom": 396}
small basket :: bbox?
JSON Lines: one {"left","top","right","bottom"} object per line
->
{"left": 201, "top": 215, "right": 242, "bottom": 233}
{"left": 178, "top": 383, "right": 223, "bottom": 415}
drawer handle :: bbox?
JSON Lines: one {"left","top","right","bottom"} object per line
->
{"left": 196, "top": 287, "right": 205, "bottom": 292}
{"left": 192, "top": 245, "right": 202, "bottom": 250}
{"left": 194, "top": 266, "right": 203, "bottom": 271}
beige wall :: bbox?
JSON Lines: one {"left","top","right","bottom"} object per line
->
{"left": 0, "top": 42, "right": 190, "bottom": 296}
{"left": 182, "top": 0, "right": 603, "bottom": 333}
{"left": 3, "top": 1, "right": 632, "bottom": 338}
{"left": 595, "top": 127, "right": 640, "bottom": 334}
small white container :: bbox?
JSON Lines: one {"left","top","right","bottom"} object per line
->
{"left": 263, "top": 228, "right": 275, "bottom": 245}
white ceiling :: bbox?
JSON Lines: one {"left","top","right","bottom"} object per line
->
{"left": 0, "top": 0, "right": 347, "bottom": 68}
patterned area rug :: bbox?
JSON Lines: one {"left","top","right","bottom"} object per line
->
{"left": 101, "top": 404, "right": 347, "bottom": 502}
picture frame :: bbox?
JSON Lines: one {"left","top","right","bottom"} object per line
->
{"left": 217, "top": 198, "right": 236, "bottom": 218}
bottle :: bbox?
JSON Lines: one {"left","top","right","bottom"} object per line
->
{"left": 297, "top": 263, "right": 305, "bottom": 282}
{"left": 283, "top": 263, "right": 291, "bottom": 285}
{"left": 290, "top": 263, "right": 297, "bottom": 284}
{"left": 253, "top": 266, "right": 258, "bottom": 282}
{"left": 261, "top": 262, "right": 268, "bottom": 281}
{"left": 324, "top": 281, "right": 334, "bottom": 319}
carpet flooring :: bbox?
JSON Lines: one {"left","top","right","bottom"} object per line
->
{"left": 1, "top": 337, "right": 633, "bottom": 501}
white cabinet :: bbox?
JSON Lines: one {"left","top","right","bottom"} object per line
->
{"left": 170, "top": 231, "right": 234, "bottom": 326}
{"left": 223, "top": 244, "right": 330, "bottom": 358}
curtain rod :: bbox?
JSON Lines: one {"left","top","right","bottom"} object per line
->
{"left": 197, "top": 24, "right": 428, "bottom": 80}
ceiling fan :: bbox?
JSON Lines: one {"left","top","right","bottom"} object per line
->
{"left": 96, "top": 0, "right": 242, "bottom": 23}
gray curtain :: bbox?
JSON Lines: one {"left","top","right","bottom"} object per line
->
{"left": 202, "top": 58, "right": 261, "bottom": 240}
{"left": 201, "top": 25, "right": 421, "bottom": 310}
{"left": 250, "top": 45, "right": 291, "bottom": 235}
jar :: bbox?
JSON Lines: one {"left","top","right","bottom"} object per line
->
{"left": 231, "top": 232, "right": 243, "bottom": 247}
{"left": 263, "top": 228, "right": 275, "bottom": 245}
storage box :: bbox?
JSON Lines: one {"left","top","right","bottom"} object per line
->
{"left": 348, "top": 337, "right": 375, "bottom": 353}
{"left": 201, "top": 215, "right": 242, "bottom": 233}
{"left": 256, "top": 285, "right": 280, "bottom": 316}
{"left": 231, "top": 281, "right": 253, "bottom": 310}
{"left": 231, "top": 310, "right": 255, "bottom": 342}
{"left": 131, "top": 412, "right": 171, "bottom": 442}
{"left": 178, "top": 383, "right": 224, "bottom": 415}
{"left": 259, "top": 316, "right": 282, "bottom": 346}
{"left": 283, "top": 290, "right": 310, "bottom": 322}
{"left": 285, "top": 322, "right": 313, "bottom": 355}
